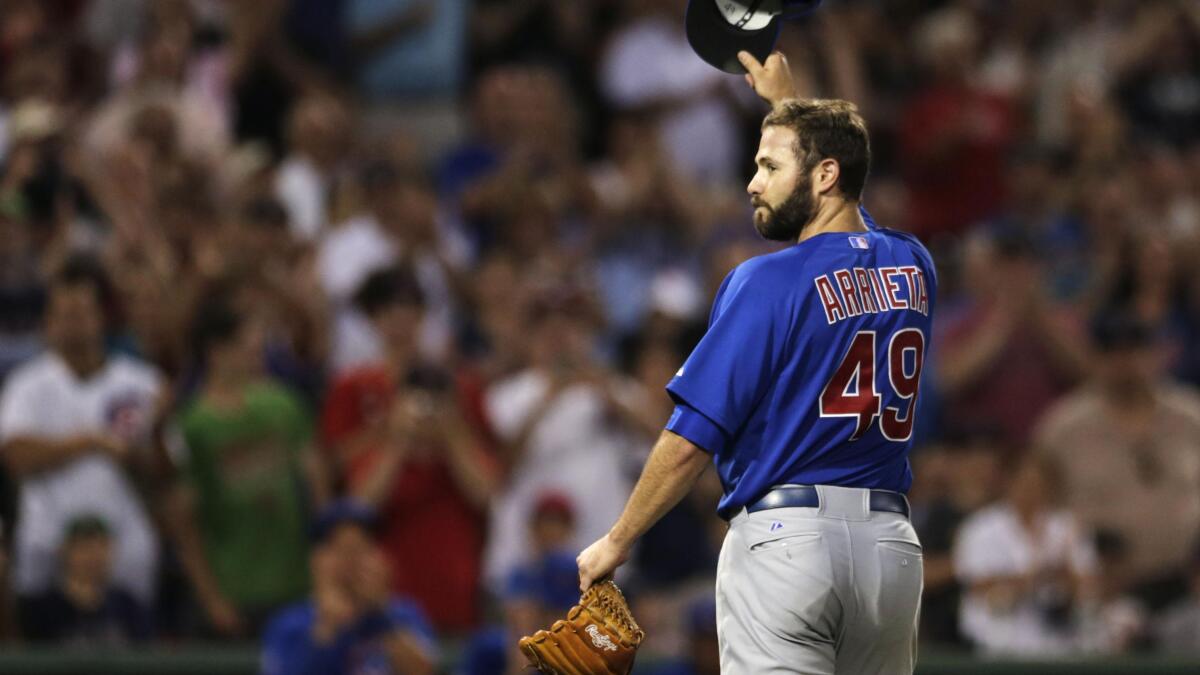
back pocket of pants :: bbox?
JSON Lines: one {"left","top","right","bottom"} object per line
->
{"left": 748, "top": 531, "right": 822, "bottom": 553}
{"left": 876, "top": 537, "right": 923, "bottom": 557}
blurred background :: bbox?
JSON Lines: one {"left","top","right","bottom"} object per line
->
{"left": 0, "top": 0, "right": 1198, "bottom": 673}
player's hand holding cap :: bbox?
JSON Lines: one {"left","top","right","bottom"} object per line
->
{"left": 738, "top": 50, "right": 798, "bottom": 106}
{"left": 685, "top": 0, "right": 823, "bottom": 73}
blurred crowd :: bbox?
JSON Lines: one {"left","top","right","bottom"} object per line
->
{"left": 0, "top": 0, "right": 1199, "bottom": 671}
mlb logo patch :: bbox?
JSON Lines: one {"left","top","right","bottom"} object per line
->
{"left": 849, "top": 235, "right": 869, "bottom": 249}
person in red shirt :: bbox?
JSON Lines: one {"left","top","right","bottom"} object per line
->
{"left": 321, "top": 265, "right": 497, "bottom": 634}
{"left": 898, "top": 8, "right": 1017, "bottom": 241}
{"left": 935, "top": 230, "right": 1089, "bottom": 448}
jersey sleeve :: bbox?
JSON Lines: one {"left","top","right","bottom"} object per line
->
{"left": 664, "top": 404, "right": 727, "bottom": 454}
{"left": 665, "top": 264, "right": 792, "bottom": 438}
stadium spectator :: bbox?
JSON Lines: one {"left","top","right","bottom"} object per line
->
{"left": 213, "top": 199, "right": 330, "bottom": 407}
{"left": 459, "top": 253, "right": 534, "bottom": 382}
{"left": 442, "top": 64, "right": 594, "bottom": 260}
{"left": 982, "top": 146, "right": 1090, "bottom": 301}
{"left": 322, "top": 264, "right": 496, "bottom": 634}
{"left": 343, "top": 0, "right": 467, "bottom": 100}
{"left": 469, "top": 0, "right": 613, "bottom": 155}
{"left": 0, "top": 257, "right": 161, "bottom": 607}
{"left": 261, "top": 500, "right": 437, "bottom": 675}
{"left": 87, "top": 0, "right": 230, "bottom": 172}
{"left": 483, "top": 291, "right": 635, "bottom": 587}
{"left": 588, "top": 113, "right": 710, "bottom": 335}
{"left": 954, "top": 455, "right": 1099, "bottom": 656}
{"left": 319, "top": 160, "right": 461, "bottom": 371}
{"left": 1035, "top": 312, "right": 1200, "bottom": 610}
{"left": 19, "top": 514, "right": 151, "bottom": 645}
{"left": 164, "top": 293, "right": 326, "bottom": 637}
{"left": 1114, "top": 2, "right": 1200, "bottom": 148}
{"left": 504, "top": 493, "right": 583, "bottom": 631}
{"left": 898, "top": 6, "right": 1017, "bottom": 240}
{"left": 599, "top": 0, "right": 744, "bottom": 187}
{"left": 934, "top": 229, "right": 1088, "bottom": 448}
{"left": 273, "top": 93, "right": 352, "bottom": 241}
{"left": 225, "top": 0, "right": 331, "bottom": 157}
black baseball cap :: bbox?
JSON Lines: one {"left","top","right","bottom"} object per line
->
{"left": 685, "top": 0, "right": 823, "bottom": 74}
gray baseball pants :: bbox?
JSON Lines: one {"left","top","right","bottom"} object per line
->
{"left": 715, "top": 485, "right": 923, "bottom": 674}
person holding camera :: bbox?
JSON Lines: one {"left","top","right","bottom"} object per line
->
{"left": 321, "top": 265, "right": 496, "bottom": 635}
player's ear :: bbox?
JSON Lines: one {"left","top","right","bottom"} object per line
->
{"left": 814, "top": 158, "right": 841, "bottom": 196}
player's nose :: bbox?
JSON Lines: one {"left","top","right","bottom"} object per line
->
{"left": 747, "top": 173, "right": 763, "bottom": 196}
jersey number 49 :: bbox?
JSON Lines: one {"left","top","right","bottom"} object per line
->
{"left": 819, "top": 329, "right": 925, "bottom": 442}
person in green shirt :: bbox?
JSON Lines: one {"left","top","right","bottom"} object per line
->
{"left": 165, "top": 292, "right": 329, "bottom": 637}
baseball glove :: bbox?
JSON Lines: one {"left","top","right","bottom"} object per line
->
{"left": 518, "top": 580, "right": 645, "bottom": 675}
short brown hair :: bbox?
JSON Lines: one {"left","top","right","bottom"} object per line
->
{"left": 762, "top": 99, "right": 871, "bottom": 201}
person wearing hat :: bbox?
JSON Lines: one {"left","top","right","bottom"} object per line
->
{"left": 19, "top": 514, "right": 151, "bottom": 645}
{"left": 261, "top": 500, "right": 437, "bottom": 675}
{"left": 505, "top": 493, "right": 584, "bottom": 627}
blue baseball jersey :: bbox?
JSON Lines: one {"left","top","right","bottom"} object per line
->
{"left": 665, "top": 211, "right": 936, "bottom": 518}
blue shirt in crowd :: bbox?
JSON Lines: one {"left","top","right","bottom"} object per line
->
{"left": 666, "top": 211, "right": 937, "bottom": 519}
{"left": 261, "top": 598, "right": 435, "bottom": 675}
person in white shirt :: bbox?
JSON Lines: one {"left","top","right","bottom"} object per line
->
{"left": 0, "top": 257, "right": 162, "bottom": 605}
{"left": 599, "top": 0, "right": 745, "bottom": 187}
{"left": 274, "top": 94, "right": 353, "bottom": 242}
{"left": 318, "top": 160, "right": 466, "bottom": 372}
{"left": 482, "top": 295, "right": 635, "bottom": 587}
{"left": 954, "top": 454, "right": 1098, "bottom": 656}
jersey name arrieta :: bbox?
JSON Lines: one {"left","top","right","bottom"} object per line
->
{"left": 814, "top": 265, "right": 931, "bottom": 324}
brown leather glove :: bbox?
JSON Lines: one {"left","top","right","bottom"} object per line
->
{"left": 518, "top": 580, "right": 645, "bottom": 675}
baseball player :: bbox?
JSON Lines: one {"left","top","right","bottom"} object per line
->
{"left": 577, "top": 51, "right": 934, "bottom": 674}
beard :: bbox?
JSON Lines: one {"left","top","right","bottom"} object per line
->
{"left": 752, "top": 174, "right": 817, "bottom": 242}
